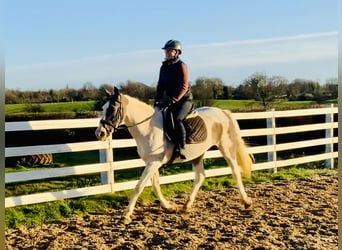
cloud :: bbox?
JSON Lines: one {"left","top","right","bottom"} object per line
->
{"left": 6, "top": 51, "right": 162, "bottom": 89}
{"left": 185, "top": 31, "right": 337, "bottom": 68}
{"left": 185, "top": 31, "right": 337, "bottom": 84}
{"left": 6, "top": 31, "right": 338, "bottom": 90}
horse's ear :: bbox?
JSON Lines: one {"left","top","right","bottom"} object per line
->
{"left": 113, "top": 86, "right": 120, "bottom": 98}
{"left": 104, "top": 88, "right": 112, "bottom": 98}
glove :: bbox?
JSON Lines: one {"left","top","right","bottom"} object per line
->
{"left": 154, "top": 101, "right": 162, "bottom": 110}
{"left": 167, "top": 97, "right": 176, "bottom": 106}
{"left": 165, "top": 100, "right": 175, "bottom": 110}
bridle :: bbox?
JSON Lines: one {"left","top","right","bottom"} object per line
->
{"left": 100, "top": 97, "right": 124, "bottom": 134}
{"left": 99, "top": 95, "right": 156, "bottom": 133}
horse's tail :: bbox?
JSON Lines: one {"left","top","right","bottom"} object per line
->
{"left": 223, "top": 110, "right": 253, "bottom": 178}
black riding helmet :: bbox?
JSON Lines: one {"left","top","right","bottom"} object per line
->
{"left": 161, "top": 39, "right": 182, "bottom": 54}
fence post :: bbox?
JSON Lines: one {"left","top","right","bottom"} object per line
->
{"left": 99, "top": 149, "right": 107, "bottom": 184}
{"left": 98, "top": 112, "right": 115, "bottom": 187}
{"left": 99, "top": 136, "right": 114, "bottom": 191}
{"left": 98, "top": 112, "right": 108, "bottom": 185}
{"left": 99, "top": 135, "right": 115, "bottom": 187}
{"left": 267, "top": 109, "right": 277, "bottom": 173}
{"left": 325, "top": 104, "right": 334, "bottom": 168}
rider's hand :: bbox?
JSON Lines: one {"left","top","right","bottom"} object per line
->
{"left": 154, "top": 101, "right": 161, "bottom": 108}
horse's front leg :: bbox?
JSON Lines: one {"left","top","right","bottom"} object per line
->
{"left": 123, "top": 161, "right": 161, "bottom": 224}
{"left": 151, "top": 171, "right": 177, "bottom": 211}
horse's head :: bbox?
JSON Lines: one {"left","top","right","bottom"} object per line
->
{"left": 95, "top": 87, "right": 124, "bottom": 141}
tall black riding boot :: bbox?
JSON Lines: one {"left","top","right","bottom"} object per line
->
{"left": 174, "top": 121, "right": 186, "bottom": 159}
{"left": 178, "top": 121, "right": 187, "bottom": 149}
{"left": 175, "top": 144, "right": 186, "bottom": 159}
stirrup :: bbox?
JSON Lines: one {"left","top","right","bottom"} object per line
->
{"left": 175, "top": 147, "right": 186, "bottom": 159}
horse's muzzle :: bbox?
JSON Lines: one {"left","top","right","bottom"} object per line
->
{"left": 95, "top": 127, "right": 108, "bottom": 141}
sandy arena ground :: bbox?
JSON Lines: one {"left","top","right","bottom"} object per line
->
{"left": 5, "top": 172, "right": 338, "bottom": 250}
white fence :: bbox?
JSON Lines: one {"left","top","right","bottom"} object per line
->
{"left": 5, "top": 106, "right": 338, "bottom": 208}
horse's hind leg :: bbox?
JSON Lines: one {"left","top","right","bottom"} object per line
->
{"left": 151, "top": 171, "right": 177, "bottom": 211}
{"left": 184, "top": 155, "right": 206, "bottom": 212}
{"left": 219, "top": 143, "right": 252, "bottom": 208}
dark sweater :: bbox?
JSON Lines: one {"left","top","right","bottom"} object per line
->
{"left": 155, "top": 58, "right": 191, "bottom": 103}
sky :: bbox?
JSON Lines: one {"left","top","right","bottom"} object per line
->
{"left": 5, "top": 0, "right": 338, "bottom": 91}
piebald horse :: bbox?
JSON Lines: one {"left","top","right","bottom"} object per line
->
{"left": 95, "top": 87, "right": 253, "bottom": 224}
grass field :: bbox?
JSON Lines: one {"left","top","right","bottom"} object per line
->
{"left": 212, "top": 99, "right": 320, "bottom": 110}
{"left": 5, "top": 101, "right": 97, "bottom": 114}
{"left": 5, "top": 99, "right": 331, "bottom": 114}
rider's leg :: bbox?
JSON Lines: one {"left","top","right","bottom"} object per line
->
{"left": 175, "top": 100, "right": 193, "bottom": 149}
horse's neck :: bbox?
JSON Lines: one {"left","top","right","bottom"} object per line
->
{"left": 122, "top": 95, "right": 160, "bottom": 137}
{"left": 122, "top": 95, "right": 164, "bottom": 156}
{"left": 122, "top": 95, "right": 154, "bottom": 126}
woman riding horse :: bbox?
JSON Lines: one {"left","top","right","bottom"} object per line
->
{"left": 95, "top": 87, "right": 253, "bottom": 224}
{"left": 154, "top": 39, "right": 193, "bottom": 159}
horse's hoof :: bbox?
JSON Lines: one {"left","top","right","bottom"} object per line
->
{"left": 182, "top": 203, "right": 192, "bottom": 213}
{"left": 122, "top": 215, "right": 132, "bottom": 225}
{"left": 164, "top": 206, "right": 177, "bottom": 212}
{"left": 161, "top": 202, "right": 176, "bottom": 211}
{"left": 244, "top": 197, "right": 252, "bottom": 209}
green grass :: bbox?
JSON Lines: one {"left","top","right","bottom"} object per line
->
{"left": 6, "top": 99, "right": 332, "bottom": 115}
{"left": 212, "top": 99, "right": 263, "bottom": 109}
{"left": 212, "top": 99, "right": 317, "bottom": 110}
{"left": 275, "top": 100, "right": 315, "bottom": 107}
{"left": 5, "top": 101, "right": 96, "bottom": 114}
{"left": 324, "top": 99, "right": 338, "bottom": 104}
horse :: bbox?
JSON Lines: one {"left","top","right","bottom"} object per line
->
{"left": 95, "top": 86, "right": 253, "bottom": 224}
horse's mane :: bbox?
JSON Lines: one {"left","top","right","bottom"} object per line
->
{"left": 123, "top": 94, "right": 154, "bottom": 114}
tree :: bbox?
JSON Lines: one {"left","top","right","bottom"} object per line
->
{"left": 48, "top": 89, "right": 58, "bottom": 102}
{"left": 268, "top": 76, "right": 288, "bottom": 98}
{"left": 5, "top": 89, "right": 19, "bottom": 104}
{"left": 286, "top": 80, "right": 301, "bottom": 100}
{"left": 222, "top": 85, "right": 234, "bottom": 99}
{"left": 79, "top": 82, "right": 98, "bottom": 101}
{"left": 119, "top": 81, "right": 155, "bottom": 102}
{"left": 322, "top": 78, "right": 338, "bottom": 99}
{"left": 242, "top": 72, "right": 275, "bottom": 108}
{"left": 288, "top": 78, "right": 321, "bottom": 101}
{"left": 4, "top": 74, "right": 337, "bottom": 105}
{"left": 233, "top": 83, "right": 253, "bottom": 100}
{"left": 191, "top": 77, "right": 226, "bottom": 106}
{"left": 192, "top": 77, "right": 225, "bottom": 99}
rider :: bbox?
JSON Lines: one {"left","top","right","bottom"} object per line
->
{"left": 154, "top": 39, "right": 193, "bottom": 158}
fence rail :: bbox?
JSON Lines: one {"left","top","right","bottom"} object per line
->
{"left": 5, "top": 106, "right": 338, "bottom": 208}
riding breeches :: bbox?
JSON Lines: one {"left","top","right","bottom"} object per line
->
{"left": 170, "top": 100, "right": 193, "bottom": 147}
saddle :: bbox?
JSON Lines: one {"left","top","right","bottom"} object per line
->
{"left": 162, "top": 108, "right": 207, "bottom": 145}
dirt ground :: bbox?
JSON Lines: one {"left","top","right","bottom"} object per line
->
{"left": 5, "top": 172, "right": 338, "bottom": 250}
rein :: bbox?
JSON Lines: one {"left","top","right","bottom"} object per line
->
{"left": 125, "top": 114, "right": 155, "bottom": 128}
{"left": 101, "top": 97, "right": 160, "bottom": 132}
{"left": 113, "top": 113, "right": 155, "bottom": 132}
{"left": 124, "top": 105, "right": 170, "bottom": 129}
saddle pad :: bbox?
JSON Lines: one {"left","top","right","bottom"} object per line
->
{"left": 184, "top": 115, "right": 207, "bottom": 144}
